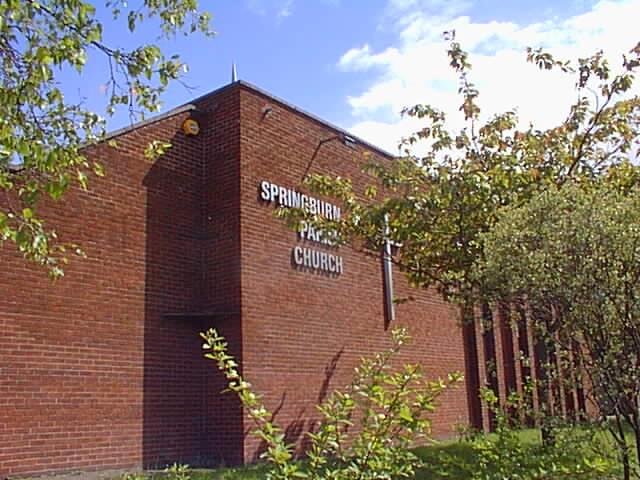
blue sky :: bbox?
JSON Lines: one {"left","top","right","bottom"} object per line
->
{"left": 65, "top": 0, "right": 640, "bottom": 153}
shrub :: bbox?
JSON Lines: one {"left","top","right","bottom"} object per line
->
{"left": 201, "top": 327, "right": 461, "bottom": 480}
{"left": 165, "top": 463, "right": 192, "bottom": 480}
{"left": 467, "top": 389, "right": 618, "bottom": 480}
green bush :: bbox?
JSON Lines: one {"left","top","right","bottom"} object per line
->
{"left": 165, "top": 463, "right": 192, "bottom": 480}
{"left": 201, "top": 327, "right": 461, "bottom": 480}
{"left": 121, "top": 473, "right": 147, "bottom": 480}
{"left": 446, "top": 389, "right": 617, "bottom": 480}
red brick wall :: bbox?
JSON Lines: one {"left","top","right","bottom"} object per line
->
{"left": 0, "top": 109, "right": 209, "bottom": 477}
{"left": 198, "top": 86, "right": 245, "bottom": 466}
{"left": 0, "top": 82, "right": 491, "bottom": 477}
{"left": 236, "top": 85, "right": 471, "bottom": 461}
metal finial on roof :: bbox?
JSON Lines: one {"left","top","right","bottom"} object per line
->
{"left": 231, "top": 62, "right": 238, "bottom": 83}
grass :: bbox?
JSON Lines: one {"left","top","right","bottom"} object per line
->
{"left": 141, "top": 464, "right": 271, "bottom": 480}
{"left": 415, "top": 428, "right": 600, "bottom": 480}
{"left": 126, "top": 428, "right": 633, "bottom": 480}
{"left": 422, "top": 425, "right": 638, "bottom": 480}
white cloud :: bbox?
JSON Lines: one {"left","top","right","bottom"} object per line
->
{"left": 338, "top": 45, "right": 401, "bottom": 71}
{"left": 277, "top": 0, "right": 294, "bottom": 19}
{"left": 247, "top": 0, "right": 339, "bottom": 20}
{"left": 340, "top": 0, "right": 640, "bottom": 154}
{"left": 247, "top": 0, "right": 295, "bottom": 20}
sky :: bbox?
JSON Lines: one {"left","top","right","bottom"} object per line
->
{"left": 64, "top": 0, "right": 640, "bottom": 154}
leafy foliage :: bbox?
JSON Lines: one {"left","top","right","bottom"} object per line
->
{"left": 418, "top": 389, "right": 619, "bottom": 480}
{"left": 467, "top": 389, "right": 617, "bottom": 480}
{"left": 286, "top": 36, "right": 640, "bottom": 306}
{"left": 201, "top": 327, "right": 462, "bottom": 480}
{"left": 280, "top": 34, "right": 640, "bottom": 479}
{"left": 476, "top": 184, "right": 640, "bottom": 478}
{"left": 0, "top": 0, "right": 212, "bottom": 277}
{"left": 165, "top": 463, "right": 193, "bottom": 480}
{"left": 121, "top": 473, "right": 148, "bottom": 480}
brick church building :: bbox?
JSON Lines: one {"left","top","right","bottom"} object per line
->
{"left": 1, "top": 81, "right": 553, "bottom": 478}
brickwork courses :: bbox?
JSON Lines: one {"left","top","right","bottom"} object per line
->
{"left": 236, "top": 86, "right": 471, "bottom": 461}
{"left": 0, "top": 81, "right": 538, "bottom": 478}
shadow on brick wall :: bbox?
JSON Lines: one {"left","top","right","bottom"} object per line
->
{"left": 141, "top": 127, "right": 243, "bottom": 468}
{"left": 249, "top": 347, "right": 344, "bottom": 462}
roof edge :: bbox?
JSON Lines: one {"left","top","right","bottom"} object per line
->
{"left": 234, "top": 80, "right": 398, "bottom": 159}
{"left": 98, "top": 80, "right": 399, "bottom": 159}
{"left": 103, "top": 104, "right": 197, "bottom": 142}
{"left": 183, "top": 80, "right": 398, "bottom": 159}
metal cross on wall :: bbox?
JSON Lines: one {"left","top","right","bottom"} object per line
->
{"left": 383, "top": 215, "right": 396, "bottom": 323}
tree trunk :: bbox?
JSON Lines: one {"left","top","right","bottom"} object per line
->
{"left": 623, "top": 450, "right": 631, "bottom": 480}
{"left": 614, "top": 414, "right": 631, "bottom": 480}
{"left": 534, "top": 333, "right": 553, "bottom": 445}
{"left": 634, "top": 426, "right": 640, "bottom": 480}
{"left": 633, "top": 402, "right": 640, "bottom": 478}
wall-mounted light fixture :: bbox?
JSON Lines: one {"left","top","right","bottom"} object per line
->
{"left": 341, "top": 134, "right": 357, "bottom": 149}
{"left": 182, "top": 118, "right": 200, "bottom": 136}
{"left": 262, "top": 105, "right": 274, "bottom": 119}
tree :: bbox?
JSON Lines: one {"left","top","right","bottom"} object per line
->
{"left": 299, "top": 36, "right": 640, "bottom": 303}
{"left": 476, "top": 184, "right": 640, "bottom": 480}
{"left": 286, "top": 33, "right": 640, "bottom": 458}
{"left": 0, "top": 0, "right": 212, "bottom": 277}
